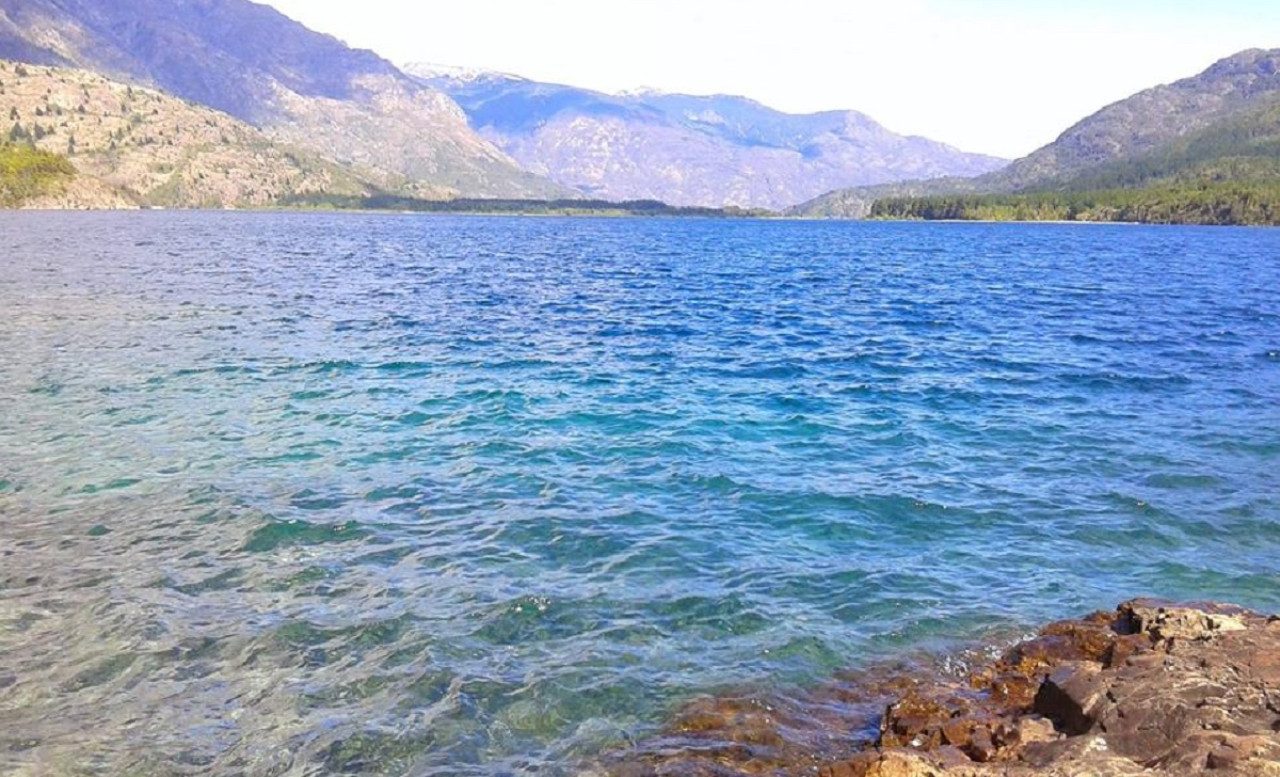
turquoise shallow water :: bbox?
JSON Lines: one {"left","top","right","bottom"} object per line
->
{"left": 0, "top": 212, "right": 1278, "bottom": 775}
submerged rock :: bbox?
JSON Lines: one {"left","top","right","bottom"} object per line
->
{"left": 589, "top": 600, "right": 1280, "bottom": 776}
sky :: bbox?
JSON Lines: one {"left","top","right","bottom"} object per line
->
{"left": 259, "top": 0, "right": 1280, "bottom": 159}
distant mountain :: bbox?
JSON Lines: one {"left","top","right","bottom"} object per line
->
{"left": 864, "top": 91, "right": 1280, "bottom": 226}
{"left": 994, "top": 48, "right": 1280, "bottom": 191}
{"left": 407, "top": 65, "right": 1007, "bottom": 211}
{"left": 793, "top": 48, "right": 1280, "bottom": 219}
{"left": 788, "top": 177, "right": 989, "bottom": 220}
{"left": 1, "top": 59, "right": 390, "bottom": 207}
{"left": 0, "top": 0, "right": 568, "bottom": 199}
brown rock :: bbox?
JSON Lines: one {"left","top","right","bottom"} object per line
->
{"left": 1104, "top": 633, "right": 1151, "bottom": 667}
{"left": 984, "top": 672, "right": 1041, "bottom": 709}
{"left": 593, "top": 601, "right": 1280, "bottom": 777}
{"left": 1019, "top": 733, "right": 1145, "bottom": 773}
{"left": 1013, "top": 715, "right": 1059, "bottom": 747}
{"left": 820, "top": 752, "right": 948, "bottom": 777}
{"left": 963, "top": 726, "right": 996, "bottom": 763}
{"left": 1119, "top": 601, "right": 1248, "bottom": 645}
{"left": 880, "top": 692, "right": 960, "bottom": 749}
{"left": 1033, "top": 663, "right": 1108, "bottom": 735}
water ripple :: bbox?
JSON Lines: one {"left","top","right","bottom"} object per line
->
{"left": 0, "top": 214, "right": 1278, "bottom": 775}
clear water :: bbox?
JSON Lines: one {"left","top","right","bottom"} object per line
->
{"left": 0, "top": 212, "right": 1277, "bottom": 776}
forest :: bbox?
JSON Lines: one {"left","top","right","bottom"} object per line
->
{"left": 870, "top": 182, "right": 1280, "bottom": 226}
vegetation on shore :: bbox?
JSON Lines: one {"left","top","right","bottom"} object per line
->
{"left": 0, "top": 141, "right": 75, "bottom": 205}
{"left": 870, "top": 89, "right": 1280, "bottom": 226}
{"left": 870, "top": 181, "right": 1280, "bottom": 225}
{"left": 280, "top": 193, "right": 775, "bottom": 217}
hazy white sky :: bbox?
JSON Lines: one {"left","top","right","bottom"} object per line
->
{"left": 260, "top": 0, "right": 1280, "bottom": 158}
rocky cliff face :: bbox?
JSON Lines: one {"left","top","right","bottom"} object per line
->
{"left": 0, "top": 0, "right": 567, "bottom": 198}
{"left": 593, "top": 601, "right": 1280, "bottom": 776}
{"left": 408, "top": 67, "right": 1007, "bottom": 210}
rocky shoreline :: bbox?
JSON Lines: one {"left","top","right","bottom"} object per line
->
{"left": 591, "top": 601, "right": 1280, "bottom": 776}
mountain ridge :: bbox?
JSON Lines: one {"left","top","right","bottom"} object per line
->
{"left": 407, "top": 64, "right": 1007, "bottom": 210}
{"left": 793, "top": 47, "right": 1280, "bottom": 219}
{"left": 0, "top": 0, "right": 569, "bottom": 199}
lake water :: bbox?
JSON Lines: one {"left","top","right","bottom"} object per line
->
{"left": 0, "top": 212, "right": 1277, "bottom": 776}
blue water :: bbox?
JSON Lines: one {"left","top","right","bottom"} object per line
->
{"left": 0, "top": 212, "right": 1277, "bottom": 775}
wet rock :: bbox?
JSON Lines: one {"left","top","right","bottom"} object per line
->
{"left": 880, "top": 691, "right": 957, "bottom": 749}
{"left": 591, "top": 601, "right": 1280, "bottom": 777}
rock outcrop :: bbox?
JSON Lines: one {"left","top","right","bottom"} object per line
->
{"left": 592, "top": 601, "right": 1280, "bottom": 776}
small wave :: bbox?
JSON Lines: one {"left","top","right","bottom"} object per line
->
{"left": 241, "top": 519, "right": 370, "bottom": 553}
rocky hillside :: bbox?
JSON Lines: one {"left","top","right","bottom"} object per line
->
{"left": 0, "top": 0, "right": 567, "bottom": 199}
{"left": 0, "top": 59, "right": 390, "bottom": 207}
{"left": 408, "top": 66, "right": 1006, "bottom": 210}
{"left": 795, "top": 48, "right": 1280, "bottom": 218}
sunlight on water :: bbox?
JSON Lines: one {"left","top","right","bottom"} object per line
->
{"left": 0, "top": 213, "right": 1277, "bottom": 775}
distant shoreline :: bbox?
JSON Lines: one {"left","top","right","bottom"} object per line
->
{"left": 6, "top": 206, "right": 1268, "bottom": 226}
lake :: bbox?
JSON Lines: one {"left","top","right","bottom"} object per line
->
{"left": 1, "top": 212, "right": 1277, "bottom": 775}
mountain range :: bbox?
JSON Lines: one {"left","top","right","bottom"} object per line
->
{"left": 406, "top": 65, "right": 1006, "bottom": 211}
{"left": 794, "top": 48, "right": 1280, "bottom": 221}
{"left": 0, "top": 0, "right": 1007, "bottom": 209}
{"left": 1, "top": 0, "right": 1277, "bottom": 220}
{"left": 0, "top": 0, "right": 568, "bottom": 200}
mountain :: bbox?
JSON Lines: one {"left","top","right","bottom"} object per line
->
{"left": 1, "top": 59, "right": 395, "bottom": 207}
{"left": 788, "top": 177, "right": 990, "bottom": 219}
{"left": 407, "top": 65, "right": 1007, "bottom": 211}
{"left": 994, "top": 48, "right": 1280, "bottom": 192}
{"left": 793, "top": 48, "right": 1280, "bottom": 219}
{"left": 865, "top": 92, "right": 1280, "bottom": 226}
{"left": 1055, "top": 92, "right": 1280, "bottom": 193}
{"left": 0, "top": 0, "right": 568, "bottom": 199}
